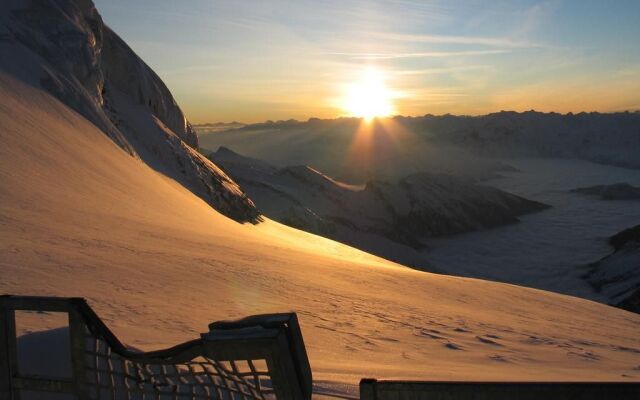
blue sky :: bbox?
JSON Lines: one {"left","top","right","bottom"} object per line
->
{"left": 94, "top": 0, "right": 640, "bottom": 123}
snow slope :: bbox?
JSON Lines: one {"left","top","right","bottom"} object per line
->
{"left": 0, "top": 0, "right": 257, "bottom": 222}
{"left": 2, "top": 74, "right": 640, "bottom": 390}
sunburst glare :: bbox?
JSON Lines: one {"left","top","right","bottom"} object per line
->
{"left": 341, "top": 67, "right": 396, "bottom": 121}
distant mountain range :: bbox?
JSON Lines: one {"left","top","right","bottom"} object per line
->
{"left": 200, "top": 111, "right": 640, "bottom": 183}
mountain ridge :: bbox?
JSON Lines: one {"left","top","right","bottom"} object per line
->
{"left": 1, "top": 0, "right": 258, "bottom": 222}
{"left": 199, "top": 111, "right": 640, "bottom": 181}
{"left": 210, "top": 146, "right": 549, "bottom": 268}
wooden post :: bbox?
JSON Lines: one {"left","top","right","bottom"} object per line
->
{"left": 68, "top": 305, "right": 89, "bottom": 400}
{"left": 283, "top": 314, "right": 312, "bottom": 398}
{"left": 0, "top": 301, "right": 19, "bottom": 400}
{"left": 359, "top": 378, "right": 376, "bottom": 400}
{"left": 266, "top": 331, "right": 308, "bottom": 400}
{"left": 0, "top": 302, "right": 13, "bottom": 400}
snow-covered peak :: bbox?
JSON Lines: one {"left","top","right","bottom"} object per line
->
{"left": 0, "top": 0, "right": 258, "bottom": 222}
{"left": 102, "top": 26, "right": 198, "bottom": 147}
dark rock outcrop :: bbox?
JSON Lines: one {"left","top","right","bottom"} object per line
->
{"left": 584, "top": 225, "right": 640, "bottom": 313}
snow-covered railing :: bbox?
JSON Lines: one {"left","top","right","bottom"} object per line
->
{"left": 0, "top": 295, "right": 312, "bottom": 400}
{"left": 359, "top": 378, "right": 640, "bottom": 400}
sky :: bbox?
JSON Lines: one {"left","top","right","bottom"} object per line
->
{"left": 94, "top": 0, "right": 640, "bottom": 123}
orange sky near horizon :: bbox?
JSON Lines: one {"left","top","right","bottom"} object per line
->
{"left": 95, "top": 0, "right": 640, "bottom": 124}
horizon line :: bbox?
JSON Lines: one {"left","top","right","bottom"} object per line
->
{"left": 191, "top": 108, "right": 640, "bottom": 127}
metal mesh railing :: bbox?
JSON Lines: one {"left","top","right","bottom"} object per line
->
{"left": 84, "top": 328, "right": 276, "bottom": 400}
{"left": 0, "top": 296, "right": 312, "bottom": 400}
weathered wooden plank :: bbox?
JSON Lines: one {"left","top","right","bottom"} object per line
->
{"left": 360, "top": 379, "right": 640, "bottom": 400}
{"left": 0, "top": 296, "right": 75, "bottom": 313}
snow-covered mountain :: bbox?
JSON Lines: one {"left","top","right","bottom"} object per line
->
{"left": 416, "top": 111, "right": 640, "bottom": 169}
{"left": 211, "top": 146, "right": 548, "bottom": 268}
{"left": 0, "top": 0, "right": 257, "bottom": 222}
{"left": 585, "top": 225, "right": 640, "bottom": 313}
{"left": 2, "top": 0, "right": 640, "bottom": 389}
{"left": 200, "top": 112, "right": 640, "bottom": 184}
{"left": 199, "top": 118, "right": 524, "bottom": 183}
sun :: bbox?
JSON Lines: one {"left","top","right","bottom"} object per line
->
{"left": 341, "top": 67, "right": 395, "bottom": 121}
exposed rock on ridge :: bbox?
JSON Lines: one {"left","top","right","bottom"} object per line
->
{"left": 585, "top": 225, "right": 640, "bottom": 313}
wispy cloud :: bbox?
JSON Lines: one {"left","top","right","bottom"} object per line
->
{"left": 392, "top": 65, "right": 491, "bottom": 76}
{"left": 402, "top": 87, "right": 469, "bottom": 97}
{"left": 513, "top": 1, "right": 559, "bottom": 39}
{"left": 330, "top": 50, "right": 508, "bottom": 60}
{"left": 369, "top": 32, "right": 547, "bottom": 49}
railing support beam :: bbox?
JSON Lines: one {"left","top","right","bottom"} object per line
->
{"left": 360, "top": 379, "right": 640, "bottom": 400}
{"left": 0, "top": 300, "right": 19, "bottom": 400}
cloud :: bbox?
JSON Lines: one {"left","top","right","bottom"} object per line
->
{"left": 513, "top": 0, "right": 560, "bottom": 38}
{"left": 329, "top": 49, "right": 508, "bottom": 60}
{"left": 392, "top": 65, "right": 491, "bottom": 76}
{"left": 369, "top": 32, "right": 547, "bottom": 49}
